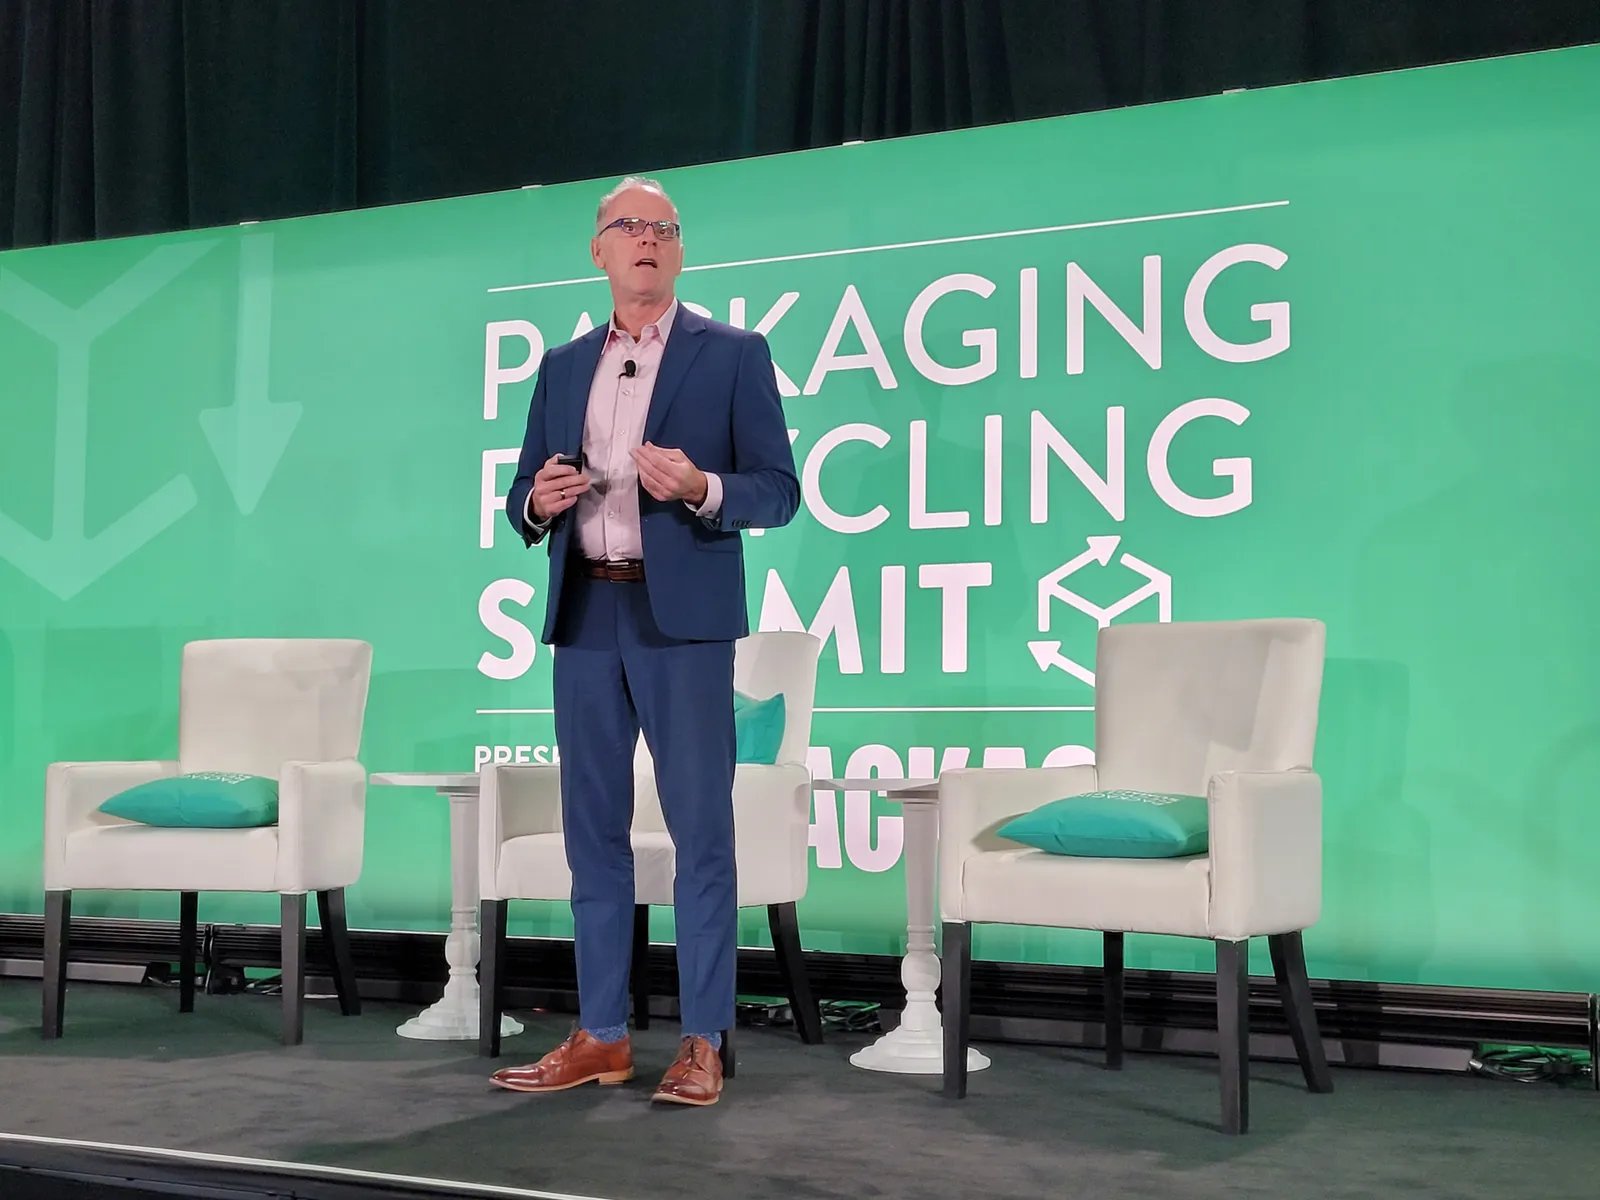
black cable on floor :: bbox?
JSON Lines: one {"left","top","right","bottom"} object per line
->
{"left": 820, "top": 1000, "right": 881, "bottom": 1033}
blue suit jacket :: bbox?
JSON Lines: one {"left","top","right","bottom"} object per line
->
{"left": 506, "top": 305, "right": 800, "bottom": 643}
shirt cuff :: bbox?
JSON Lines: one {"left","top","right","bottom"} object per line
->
{"left": 524, "top": 491, "right": 552, "bottom": 533}
{"left": 689, "top": 472, "right": 723, "bottom": 521}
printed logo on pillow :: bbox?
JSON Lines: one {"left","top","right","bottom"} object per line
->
{"left": 1101, "top": 790, "right": 1188, "bottom": 806}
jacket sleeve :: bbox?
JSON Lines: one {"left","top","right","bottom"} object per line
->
{"left": 506, "top": 352, "right": 553, "bottom": 548}
{"left": 712, "top": 333, "right": 800, "bottom": 532}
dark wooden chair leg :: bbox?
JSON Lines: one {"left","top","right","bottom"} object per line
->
{"left": 1269, "top": 931, "right": 1332, "bottom": 1093}
{"left": 1104, "top": 931, "right": 1124, "bottom": 1070}
{"left": 1591, "top": 993, "right": 1600, "bottom": 1094}
{"left": 631, "top": 903, "right": 651, "bottom": 1031}
{"left": 719, "top": 1023, "right": 736, "bottom": 1080}
{"left": 41, "top": 890, "right": 71, "bottom": 1040}
{"left": 178, "top": 892, "right": 199, "bottom": 1014}
{"left": 479, "top": 899, "right": 507, "bottom": 1057}
{"left": 1216, "top": 938, "right": 1250, "bottom": 1135}
{"left": 942, "top": 921, "right": 972, "bottom": 1098}
{"left": 317, "top": 888, "right": 361, "bottom": 1017}
{"left": 769, "top": 902, "right": 823, "bottom": 1044}
{"left": 281, "top": 893, "right": 307, "bottom": 1047}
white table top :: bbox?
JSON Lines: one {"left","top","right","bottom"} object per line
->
{"left": 371, "top": 772, "right": 480, "bottom": 790}
{"left": 816, "top": 777, "right": 939, "bottom": 797}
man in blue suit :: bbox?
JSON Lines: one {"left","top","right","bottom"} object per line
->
{"left": 492, "top": 177, "right": 799, "bottom": 1107}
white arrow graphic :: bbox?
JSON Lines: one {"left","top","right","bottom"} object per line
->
{"left": 1036, "top": 536, "right": 1172, "bottom": 632}
{"left": 1028, "top": 536, "right": 1175, "bottom": 683}
{"left": 1036, "top": 535, "right": 1120, "bottom": 630}
{"left": 200, "top": 233, "right": 302, "bottom": 515}
{"left": 0, "top": 243, "right": 214, "bottom": 600}
{"left": 1027, "top": 640, "right": 1096, "bottom": 685}
{"left": 1105, "top": 551, "right": 1172, "bottom": 623}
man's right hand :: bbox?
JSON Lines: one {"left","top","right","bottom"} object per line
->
{"left": 531, "top": 455, "right": 592, "bottom": 522}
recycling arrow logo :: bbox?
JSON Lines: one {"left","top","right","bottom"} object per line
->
{"left": 1027, "top": 535, "right": 1172, "bottom": 686}
{"left": 0, "top": 232, "right": 298, "bottom": 600}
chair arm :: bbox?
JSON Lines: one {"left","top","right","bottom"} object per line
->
{"left": 1207, "top": 769, "right": 1322, "bottom": 941}
{"left": 478, "top": 763, "right": 564, "bottom": 900}
{"left": 938, "top": 765, "right": 1099, "bottom": 922}
{"left": 276, "top": 759, "right": 367, "bottom": 893}
{"left": 731, "top": 762, "right": 813, "bottom": 905}
{"left": 43, "top": 760, "right": 180, "bottom": 889}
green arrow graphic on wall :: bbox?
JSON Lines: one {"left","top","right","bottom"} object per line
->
{"left": 200, "top": 233, "right": 303, "bottom": 515}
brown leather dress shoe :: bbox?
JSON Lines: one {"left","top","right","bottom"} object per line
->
{"left": 652, "top": 1035, "right": 724, "bottom": 1106}
{"left": 490, "top": 1029, "right": 634, "bottom": 1093}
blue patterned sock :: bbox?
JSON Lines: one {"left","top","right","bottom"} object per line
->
{"left": 685, "top": 1030, "right": 723, "bottom": 1050}
{"left": 583, "top": 1023, "right": 629, "bottom": 1044}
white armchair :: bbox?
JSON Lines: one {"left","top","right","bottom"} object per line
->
{"left": 939, "top": 618, "right": 1333, "bottom": 1134}
{"left": 477, "top": 630, "right": 822, "bottom": 1056}
{"left": 42, "top": 638, "right": 373, "bottom": 1046}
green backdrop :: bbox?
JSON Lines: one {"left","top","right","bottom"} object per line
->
{"left": 2, "top": 46, "right": 1597, "bottom": 993}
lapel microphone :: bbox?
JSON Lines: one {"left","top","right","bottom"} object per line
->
{"left": 622, "top": 360, "right": 637, "bottom": 378}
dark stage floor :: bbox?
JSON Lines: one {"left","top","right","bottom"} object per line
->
{"left": 0, "top": 979, "right": 1596, "bottom": 1200}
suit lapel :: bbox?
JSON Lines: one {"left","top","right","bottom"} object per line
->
{"left": 644, "top": 303, "right": 707, "bottom": 444}
{"left": 565, "top": 326, "right": 608, "bottom": 451}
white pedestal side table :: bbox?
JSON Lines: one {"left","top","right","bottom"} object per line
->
{"left": 370, "top": 772, "right": 523, "bottom": 1042}
{"left": 816, "top": 776, "right": 990, "bottom": 1076}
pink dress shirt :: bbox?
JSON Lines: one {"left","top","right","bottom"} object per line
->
{"left": 526, "top": 299, "right": 722, "bottom": 557}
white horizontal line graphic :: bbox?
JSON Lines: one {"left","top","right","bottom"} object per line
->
{"left": 486, "top": 199, "right": 1290, "bottom": 293}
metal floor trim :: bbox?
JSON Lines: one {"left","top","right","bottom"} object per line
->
{"left": 0, "top": 1132, "right": 613, "bottom": 1200}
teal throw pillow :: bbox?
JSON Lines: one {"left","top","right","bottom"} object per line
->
{"left": 733, "top": 690, "right": 786, "bottom": 765}
{"left": 997, "top": 789, "right": 1208, "bottom": 859}
{"left": 98, "top": 772, "right": 280, "bottom": 829}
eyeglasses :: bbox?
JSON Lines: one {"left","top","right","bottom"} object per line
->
{"left": 600, "top": 216, "right": 681, "bottom": 240}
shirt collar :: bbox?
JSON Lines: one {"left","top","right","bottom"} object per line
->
{"left": 606, "top": 298, "right": 678, "bottom": 348}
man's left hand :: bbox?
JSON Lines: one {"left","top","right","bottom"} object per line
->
{"left": 633, "top": 442, "right": 708, "bottom": 506}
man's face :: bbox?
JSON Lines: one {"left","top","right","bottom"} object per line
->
{"left": 590, "top": 187, "right": 684, "bottom": 304}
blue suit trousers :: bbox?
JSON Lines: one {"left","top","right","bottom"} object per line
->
{"left": 552, "top": 572, "right": 737, "bottom": 1036}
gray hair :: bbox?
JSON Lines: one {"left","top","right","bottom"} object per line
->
{"left": 594, "top": 175, "right": 677, "bottom": 232}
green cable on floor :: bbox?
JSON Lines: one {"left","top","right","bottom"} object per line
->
{"left": 1468, "top": 1045, "right": 1592, "bottom": 1084}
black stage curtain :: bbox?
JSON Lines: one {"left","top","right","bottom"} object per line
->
{"left": 3, "top": 0, "right": 1599, "bottom": 250}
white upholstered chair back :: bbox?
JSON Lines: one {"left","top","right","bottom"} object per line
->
{"left": 732, "top": 630, "right": 820, "bottom": 763}
{"left": 632, "top": 630, "right": 821, "bottom": 832}
{"left": 1093, "top": 618, "right": 1325, "bottom": 796}
{"left": 177, "top": 639, "right": 374, "bottom": 779}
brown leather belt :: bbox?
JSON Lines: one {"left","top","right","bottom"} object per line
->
{"left": 575, "top": 557, "right": 645, "bottom": 582}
